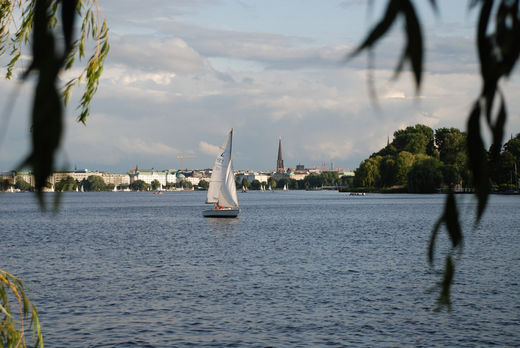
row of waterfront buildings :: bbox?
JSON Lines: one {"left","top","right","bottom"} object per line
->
{"left": 1, "top": 139, "right": 354, "bottom": 190}
{"left": 1, "top": 165, "right": 354, "bottom": 191}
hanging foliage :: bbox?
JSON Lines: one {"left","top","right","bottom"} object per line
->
{"left": 351, "top": 0, "right": 520, "bottom": 309}
{"left": 0, "top": 270, "right": 43, "bottom": 348}
{"left": 0, "top": 0, "right": 109, "bottom": 205}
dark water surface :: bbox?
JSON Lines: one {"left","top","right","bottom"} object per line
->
{"left": 1, "top": 191, "right": 519, "bottom": 347}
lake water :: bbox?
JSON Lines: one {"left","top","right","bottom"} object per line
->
{"left": 1, "top": 191, "right": 519, "bottom": 347}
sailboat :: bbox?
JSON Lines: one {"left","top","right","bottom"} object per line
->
{"left": 203, "top": 129, "right": 240, "bottom": 218}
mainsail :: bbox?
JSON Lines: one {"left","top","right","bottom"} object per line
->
{"left": 206, "top": 129, "right": 239, "bottom": 208}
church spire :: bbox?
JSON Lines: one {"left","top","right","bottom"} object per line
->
{"left": 277, "top": 137, "right": 284, "bottom": 173}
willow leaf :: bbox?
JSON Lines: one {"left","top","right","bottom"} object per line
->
{"left": 349, "top": 0, "right": 400, "bottom": 57}
{"left": 467, "top": 101, "right": 489, "bottom": 221}
{"left": 436, "top": 255, "right": 454, "bottom": 311}
{"left": 445, "top": 191, "right": 462, "bottom": 249}
{"left": 491, "top": 92, "right": 507, "bottom": 159}
{"left": 402, "top": 0, "right": 423, "bottom": 89}
{"left": 428, "top": 215, "right": 443, "bottom": 265}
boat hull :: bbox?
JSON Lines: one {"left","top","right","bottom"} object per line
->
{"left": 202, "top": 208, "right": 240, "bottom": 218}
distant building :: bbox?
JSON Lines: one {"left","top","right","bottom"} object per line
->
{"left": 236, "top": 171, "right": 270, "bottom": 184}
{"left": 0, "top": 171, "right": 15, "bottom": 185}
{"left": 338, "top": 170, "right": 355, "bottom": 178}
{"left": 276, "top": 138, "right": 284, "bottom": 173}
{"left": 287, "top": 164, "right": 310, "bottom": 181}
{"left": 185, "top": 177, "right": 201, "bottom": 186}
{"left": 100, "top": 173, "right": 130, "bottom": 187}
{"left": 51, "top": 170, "right": 130, "bottom": 187}
{"left": 128, "top": 167, "right": 175, "bottom": 188}
{"left": 15, "top": 170, "right": 34, "bottom": 186}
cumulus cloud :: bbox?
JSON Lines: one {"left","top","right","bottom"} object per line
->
{"left": 198, "top": 141, "right": 221, "bottom": 156}
{"left": 101, "top": 65, "right": 176, "bottom": 86}
{"left": 304, "top": 140, "right": 355, "bottom": 161}
{"left": 109, "top": 35, "right": 206, "bottom": 74}
{"left": 2, "top": 1, "right": 519, "bottom": 174}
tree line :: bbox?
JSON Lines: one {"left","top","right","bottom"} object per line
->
{"left": 54, "top": 176, "right": 197, "bottom": 192}
{"left": 239, "top": 172, "right": 352, "bottom": 191}
{"left": 353, "top": 124, "right": 520, "bottom": 193}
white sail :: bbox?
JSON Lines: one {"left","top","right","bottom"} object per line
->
{"left": 206, "top": 129, "right": 239, "bottom": 208}
{"left": 217, "top": 158, "right": 239, "bottom": 207}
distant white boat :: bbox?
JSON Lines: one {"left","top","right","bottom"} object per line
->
{"left": 202, "top": 129, "right": 240, "bottom": 218}
{"left": 283, "top": 184, "right": 287, "bottom": 191}
{"left": 113, "top": 185, "right": 118, "bottom": 192}
{"left": 349, "top": 192, "right": 366, "bottom": 196}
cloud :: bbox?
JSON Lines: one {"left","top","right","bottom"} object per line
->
{"left": 303, "top": 140, "right": 355, "bottom": 161}
{"left": 101, "top": 65, "right": 176, "bottom": 86}
{"left": 116, "top": 137, "right": 178, "bottom": 157}
{"left": 109, "top": 35, "right": 206, "bottom": 74}
{"left": 198, "top": 141, "right": 220, "bottom": 156}
{"left": 2, "top": 1, "right": 519, "bottom": 174}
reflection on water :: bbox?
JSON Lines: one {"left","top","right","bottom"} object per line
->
{"left": 1, "top": 191, "right": 519, "bottom": 347}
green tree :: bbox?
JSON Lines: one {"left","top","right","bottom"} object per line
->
{"left": 379, "top": 156, "right": 398, "bottom": 187}
{"left": 151, "top": 179, "right": 161, "bottom": 190}
{"left": 54, "top": 176, "right": 76, "bottom": 192}
{"left": 15, "top": 176, "right": 32, "bottom": 191}
{"left": 83, "top": 175, "right": 107, "bottom": 191}
{"left": 395, "top": 151, "right": 415, "bottom": 185}
{"left": 302, "top": 174, "right": 323, "bottom": 189}
{"left": 320, "top": 171, "right": 339, "bottom": 186}
{"left": 493, "top": 151, "right": 517, "bottom": 187}
{"left": 339, "top": 175, "right": 354, "bottom": 188}
{"left": 351, "top": 0, "right": 520, "bottom": 308}
{"left": 289, "top": 178, "right": 300, "bottom": 190}
{"left": 198, "top": 179, "right": 209, "bottom": 190}
{"left": 407, "top": 157, "right": 443, "bottom": 193}
{"left": 503, "top": 134, "right": 520, "bottom": 160}
{"left": 242, "top": 177, "right": 251, "bottom": 189}
{"left": 1, "top": 179, "right": 10, "bottom": 191}
{"left": 440, "top": 164, "right": 461, "bottom": 188}
{"left": 392, "top": 125, "right": 433, "bottom": 155}
{"left": 276, "top": 177, "right": 290, "bottom": 189}
{"left": 130, "top": 180, "right": 150, "bottom": 191}
{"left": 435, "top": 128, "right": 467, "bottom": 165}
{"left": 354, "top": 156, "right": 381, "bottom": 188}
{"left": 180, "top": 181, "right": 193, "bottom": 189}
{"left": 267, "top": 177, "right": 277, "bottom": 190}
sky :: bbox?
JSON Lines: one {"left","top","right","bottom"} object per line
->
{"left": 1, "top": 0, "right": 519, "bottom": 173}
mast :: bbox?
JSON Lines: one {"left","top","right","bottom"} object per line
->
{"left": 230, "top": 128, "right": 233, "bottom": 161}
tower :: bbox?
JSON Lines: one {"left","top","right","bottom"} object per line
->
{"left": 276, "top": 138, "right": 284, "bottom": 173}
